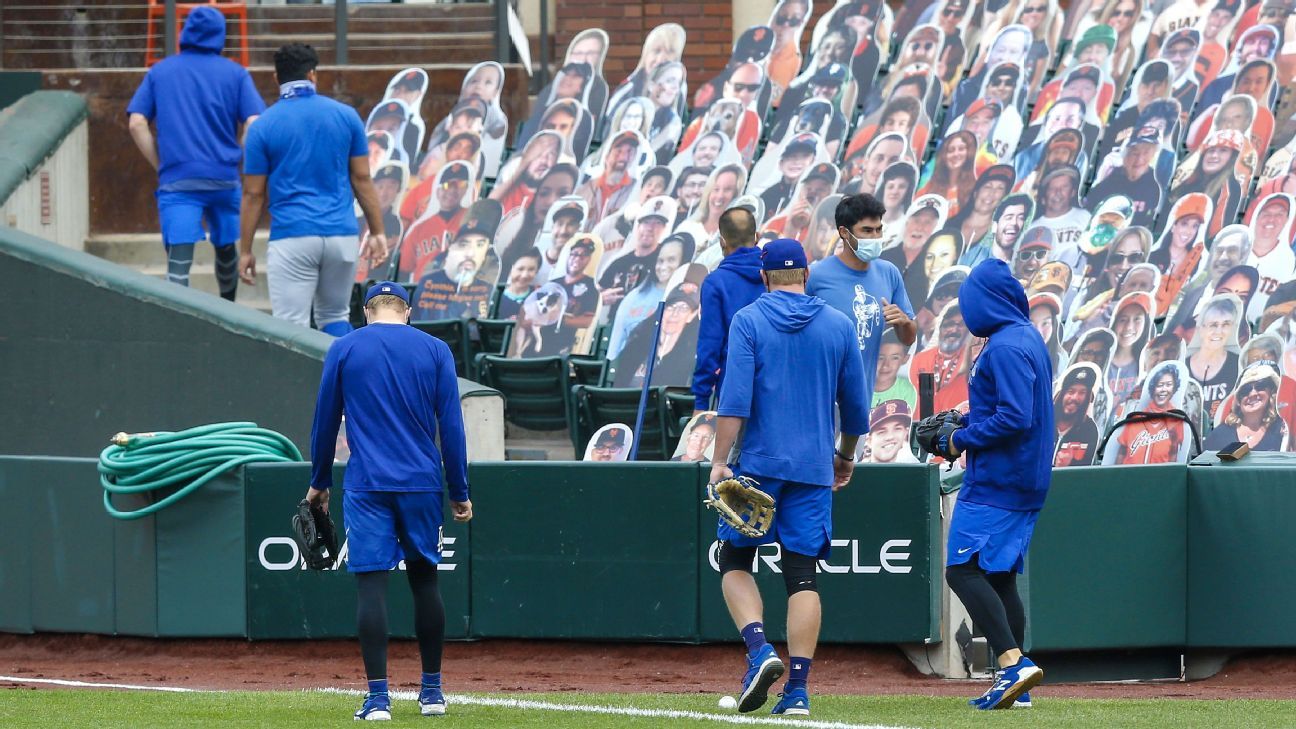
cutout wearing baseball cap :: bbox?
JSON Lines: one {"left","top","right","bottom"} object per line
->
{"left": 365, "top": 281, "right": 411, "bottom": 306}
{"left": 869, "top": 399, "right": 913, "bottom": 429}
{"left": 761, "top": 238, "right": 808, "bottom": 271}
{"left": 1060, "top": 362, "right": 1098, "bottom": 392}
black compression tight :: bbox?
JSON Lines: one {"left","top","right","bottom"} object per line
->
{"left": 407, "top": 558, "right": 446, "bottom": 675}
{"left": 945, "top": 557, "right": 1026, "bottom": 659}
{"left": 356, "top": 571, "right": 390, "bottom": 681}
{"left": 355, "top": 561, "right": 446, "bottom": 681}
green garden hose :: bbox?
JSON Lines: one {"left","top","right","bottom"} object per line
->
{"left": 98, "top": 421, "right": 302, "bottom": 520}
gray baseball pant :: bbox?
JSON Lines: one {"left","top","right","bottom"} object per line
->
{"left": 266, "top": 234, "right": 359, "bottom": 329}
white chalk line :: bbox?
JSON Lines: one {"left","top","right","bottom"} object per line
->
{"left": 0, "top": 675, "right": 198, "bottom": 693}
{"left": 0, "top": 675, "right": 917, "bottom": 728}
{"left": 316, "top": 686, "right": 918, "bottom": 729}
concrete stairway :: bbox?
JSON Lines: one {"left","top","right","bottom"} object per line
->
{"left": 85, "top": 233, "right": 274, "bottom": 314}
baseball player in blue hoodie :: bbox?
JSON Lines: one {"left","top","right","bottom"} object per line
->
{"left": 692, "top": 208, "right": 767, "bottom": 413}
{"left": 708, "top": 239, "right": 869, "bottom": 717}
{"left": 926, "top": 258, "right": 1055, "bottom": 710}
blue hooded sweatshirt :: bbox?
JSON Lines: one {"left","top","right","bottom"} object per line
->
{"left": 692, "top": 246, "right": 766, "bottom": 410}
{"left": 951, "top": 259, "right": 1055, "bottom": 511}
{"left": 718, "top": 290, "right": 868, "bottom": 487}
{"left": 126, "top": 6, "right": 265, "bottom": 189}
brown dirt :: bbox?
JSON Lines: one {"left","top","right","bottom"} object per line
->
{"left": 1, "top": 635, "right": 1294, "bottom": 700}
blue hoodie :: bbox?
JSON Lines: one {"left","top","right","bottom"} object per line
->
{"left": 691, "top": 246, "right": 766, "bottom": 410}
{"left": 951, "top": 259, "right": 1055, "bottom": 511}
{"left": 718, "top": 290, "right": 868, "bottom": 487}
{"left": 126, "top": 6, "right": 265, "bottom": 188}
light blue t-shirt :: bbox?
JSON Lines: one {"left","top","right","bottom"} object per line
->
{"left": 244, "top": 92, "right": 368, "bottom": 241}
{"left": 807, "top": 255, "right": 914, "bottom": 404}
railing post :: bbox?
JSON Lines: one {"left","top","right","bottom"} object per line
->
{"left": 163, "top": 0, "right": 177, "bottom": 58}
{"left": 495, "top": 0, "right": 509, "bottom": 64}
{"left": 538, "top": 0, "right": 550, "bottom": 88}
{"left": 335, "top": 0, "right": 349, "bottom": 66}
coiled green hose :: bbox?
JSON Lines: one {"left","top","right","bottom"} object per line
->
{"left": 98, "top": 422, "right": 302, "bottom": 520}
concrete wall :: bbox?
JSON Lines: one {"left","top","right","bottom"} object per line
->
{"left": 0, "top": 224, "right": 505, "bottom": 460}
{"left": 0, "top": 120, "right": 89, "bottom": 251}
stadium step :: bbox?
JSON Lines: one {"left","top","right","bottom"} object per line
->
{"left": 86, "top": 232, "right": 273, "bottom": 314}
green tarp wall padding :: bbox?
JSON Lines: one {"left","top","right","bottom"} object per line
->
{"left": 468, "top": 462, "right": 702, "bottom": 640}
{"left": 0, "top": 90, "right": 86, "bottom": 203}
{"left": 1188, "top": 454, "right": 1296, "bottom": 647}
{"left": 697, "top": 464, "right": 941, "bottom": 643}
{"left": 1027, "top": 464, "right": 1188, "bottom": 650}
{"left": 243, "top": 463, "right": 471, "bottom": 640}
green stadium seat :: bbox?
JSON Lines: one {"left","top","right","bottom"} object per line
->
{"left": 663, "top": 388, "right": 695, "bottom": 449}
{"left": 470, "top": 319, "right": 515, "bottom": 379}
{"left": 412, "top": 320, "right": 469, "bottom": 379}
{"left": 571, "top": 385, "right": 668, "bottom": 461}
{"left": 476, "top": 354, "right": 569, "bottom": 431}
{"left": 568, "top": 355, "right": 607, "bottom": 388}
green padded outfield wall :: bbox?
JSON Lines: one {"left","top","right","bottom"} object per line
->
{"left": 468, "top": 462, "right": 702, "bottom": 640}
{"left": 1025, "top": 464, "right": 1189, "bottom": 650}
{"left": 1188, "top": 453, "right": 1296, "bottom": 647}
{"left": 697, "top": 464, "right": 941, "bottom": 643}
{"left": 243, "top": 463, "right": 471, "bottom": 640}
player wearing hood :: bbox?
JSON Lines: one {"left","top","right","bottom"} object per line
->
{"left": 708, "top": 239, "right": 868, "bottom": 717}
{"left": 930, "top": 258, "right": 1055, "bottom": 710}
{"left": 127, "top": 6, "right": 264, "bottom": 301}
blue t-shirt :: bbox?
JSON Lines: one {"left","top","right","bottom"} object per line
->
{"left": 243, "top": 92, "right": 368, "bottom": 240}
{"left": 126, "top": 52, "right": 264, "bottom": 188}
{"left": 807, "top": 255, "right": 914, "bottom": 404}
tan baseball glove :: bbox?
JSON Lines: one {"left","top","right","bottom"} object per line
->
{"left": 704, "top": 475, "right": 776, "bottom": 538}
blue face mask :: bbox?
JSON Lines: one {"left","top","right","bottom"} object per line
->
{"left": 845, "top": 229, "right": 881, "bottom": 263}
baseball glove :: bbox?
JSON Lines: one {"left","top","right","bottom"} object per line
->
{"left": 704, "top": 476, "right": 776, "bottom": 538}
{"left": 292, "top": 499, "right": 340, "bottom": 570}
{"left": 916, "top": 409, "right": 964, "bottom": 460}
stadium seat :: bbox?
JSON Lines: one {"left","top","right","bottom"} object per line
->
{"left": 571, "top": 385, "right": 669, "bottom": 461}
{"left": 476, "top": 354, "right": 570, "bottom": 431}
{"left": 471, "top": 319, "right": 515, "bottom": 378}
{"left": 663, "top": 388, "right": 695, "bottom": 446}
{"left": 412, "top": 320, "right": 469, "bottom": 379}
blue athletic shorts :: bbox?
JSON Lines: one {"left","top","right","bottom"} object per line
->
{"left": 946, "top": 500, "right": 1039, "bottom": 574}
{"left": 342, "top": 489, "right": 444, "bottom": 573}
{"left": 156, "top": 188, "right": 240, "bottom": 247}
{"left": 716, "top": 473, "right": 833, "bottom": 559}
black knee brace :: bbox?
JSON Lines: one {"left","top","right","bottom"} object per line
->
{"left": 717, "top": 541, "right": 757, "bottom": 574}
{"left": 781, "top": 549, "right": 818, "bottom": 596}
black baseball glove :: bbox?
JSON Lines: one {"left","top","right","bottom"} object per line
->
{"left": 292, "top": 499, "right": 340, "bottom": 570}
{"left": 915, "top": 409, "right": 964, "bottom": 460}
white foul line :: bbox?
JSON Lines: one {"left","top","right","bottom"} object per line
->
{"left": 0, "top": 676, "right": 198, "bottom": 693}
{"left": 315, "top": 687, "right": 918, "bottom": 729}
{"left": 0, "top": 676, "right": 917, "bottom": 729}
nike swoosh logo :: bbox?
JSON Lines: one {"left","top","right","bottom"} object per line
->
{"left": 958, "top": 547, "right": 973, "bottom": 554}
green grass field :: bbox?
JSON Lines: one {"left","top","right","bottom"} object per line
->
{"left": 3, "top": 688, "right": 1295, "bottom": 729}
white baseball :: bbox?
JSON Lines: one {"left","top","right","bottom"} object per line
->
{"left": 718, "top": 695, "right": 738, "bottom": 710}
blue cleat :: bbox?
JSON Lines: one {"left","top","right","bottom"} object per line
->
{"left": 419, "top": 685, "right": 447, "bottom": 716}
{"left": 354, "top": 692, "right": 392, "bottom": 721}
{"left": 1013, "top": 692, "right": 1032, "bottom": 708}
{"left": 771, "top": 688, "right": 810, "bottom": 716}
{"left": 977, "top": 657, "right": 1043, "bottom": 710}
{"left": 738, "top": 644, "right": 785, "bottom": 713}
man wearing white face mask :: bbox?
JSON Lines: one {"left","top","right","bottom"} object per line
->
{"left": 808, "top": 194, "right": 917, "bottom": 406}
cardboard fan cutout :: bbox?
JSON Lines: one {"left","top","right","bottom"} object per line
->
{"left": 605, "top": 23, "right": 688, "bottom": 137}
{"left": 525, "top": 195, "right": 588, "bottom": 285}
{"left": 397, "top": 160, "right": 478, "bottom": 282}
{"left": 508, "top": 233, "right": 604, "bottom": 358}
{"left": 381, "top": 68, "right": 428, "bottom": 164}
{"left": 366, "top": 130, "right": 396, "bottom": 175}
{"left": 672, "top": 411, "right": 719, "bottom": 463}
{"left": 575, "top": 129, "right": 655, "bottom": 231}
{"left": 609, "top": 274, "right": 703, "bottom": 389}
{"left": 1185, "top": 292, "right": 1245, "bottom": 419}
{"left": 1243, "top": 192, "right": 1296, "bottom": 322}
{"left": 584, "top": 423, "right": 634, "bottom": 462}
{"left": 859, "top": 399, "right": 919, "bottom": 464}
{"left": 747, "top": 132, "right": 831, "bottom": 220}
{"left": 366, "top": 98, "right": 417, "bottom": 166}
{"left": 606, "top": 229, "right": 694, "bottom": 360}
{"left": 1052, "top": 362, "right": 1107, "bottom": 467}
{"left": 492, "top": 163, "right": 582, "bottom": 285}
{"left": 950, "top": 24, "right": 1034, "bottom": 120}
{"left": 490, "top": 130, "right": 570, "bottom": 218}
{"left": 1210, "top": 334, "right": 1296, "bottom": 442}
{"left": 808, "top": 0, "right": 888, "bottom": 105}
{"left": 675, "top": 164, "right": 748, "bottom": 250}
{"left": 1102, "top": 359, "right": 1193, "bottom": 465}
{"left": 353, "top": 160, "right": 409, "bottom": 284}
{"left": 411, "top": 198, "right": 502, "bottom": 322}
{"left": 427, "top": 62, "right": 507, "bottom": 178}
{"left": 1204, "top": 363, "right": 1291, "bottom": 451}
{"left": 1164, "top": 223, "right": 1253, "bottom": 337}
{"left": 1168, "top": 128, "right": 1254, "bottom": 239}
{"left": 560, "top": 29, "right": 611, "bottom": 122}
{"left": 766, "top": 1, "right": 811, "bottom": 105}
{"left": 691, "top": 25, "right": 775, "bottom": 116}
